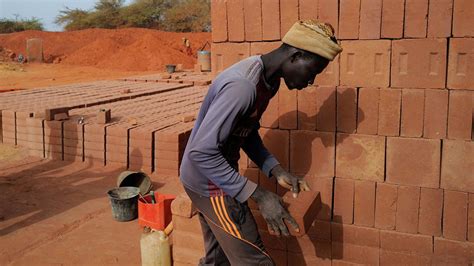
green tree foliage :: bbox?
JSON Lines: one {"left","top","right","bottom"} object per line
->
{"left": 55, "top": 0, "right": 210, "bottom": 32}
{"left": 0, "top": 17, "right": 44, "bottom": 33}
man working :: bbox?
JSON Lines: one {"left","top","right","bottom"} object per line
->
{"left": 179, "top": 20, "right": 342, "bottom": 265}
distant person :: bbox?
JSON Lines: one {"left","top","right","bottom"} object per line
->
{"left": 179, "top": 20, "right": 342, "bottom": 265}
{"left": 182, "top": 37, "right": 192, "bottom": 56}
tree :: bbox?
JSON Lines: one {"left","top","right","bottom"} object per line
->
{"left": 163, "top": 0, "right": 210, "bottom": 32}
{"left": 0, "top": 17, "right": 44, "bottom": 33}
{"left": 55, "top": 8, "right": 91, "bottom": 31}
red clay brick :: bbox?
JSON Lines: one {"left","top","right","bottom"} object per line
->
{"left": 469, "top": 194, "right": 474, "bottom": 242}
{"left": 375, "top": 183, "right": 398, "bottom": 230}
{"left": 297, "top": 86, "right": 317, "bottom": 130}
{"left": 211, "top": 0, "right": 228, "bottom": 42}
{"left": 250, "top": 41, "right": 281, "bottom": 56}
{"left": 332, "top": 223, "right": 380, "bottom": 247}
{"left": 387, "top": 137, "right": 441, "bottom": 188}
{"left": 259, "top": 170, "right": 277, "bottom": 193}
{"left": 424, "top": 89, "right": 448, "bottom": 139}
{"left": 357, "top": 87, "right": 379, "bottom": 135}
{"left": 315, "top": 57, "right": 340, "bottom": 86}
{"left": 338, "top": 0, "right": 360, "bottom": 40}
{"left": 258, "top": 229, "right": 287, "bottom": 251}
{"left": 266, "top": 248, "right": 287, "bottom": 265}
{"left": 306, "top": 177, "right": 334, "bottom": 221}
{"left": 378, "top": 89, "right": 401, "bottom": 136}
{"left": 448, "top": 91, "right": 473, "bottom": 140}
{"left": 443, "top": 190, "right": 468, "bottom": 241}
{"left": 418, "top": 188, "right": 443, "bottom": 236}
{"left": 243, "top": 0, "right": 263, "bottom": 41}
{"left": 359, "top": 0, "right": 382, "bottom": 39}
{"left": 278, "top": 84, "right": 297, "bottom": 129}
{"left": 447, "top": 38, "right": 474, "bottom": 90}
{"left": 261, "top": 91, "right": 279, "bottom": 129}
{"left": 299, "top": 0, "right": 318, "bottom": 20}
{"left": 433, "top": 237, "right": 474, "bottom": 261}
{"left": 380, "top": 229, "right": 433, "bottom": 255}
{"left": 171, "top": 193, "right": 196, "bottom": 218}
{"left": 452, "top": 0, "right": 474, "bottom": 37}
{"left": 287, "top": 251, "right": 331, "bottom": 266}
{"left": 395, "top": 185, "right": 420, "bottom": 233}
{"left": 335, "top": 133, "right": 385, "bottom": 181}
{"left": 307, "top": 219, "right": 332, "bottom": 241}
{"left": 318, "top": 0, "right": 339, "bottom": 35}
{"left": 340, "top": 40, "right": 391, "bottom": 87}
{"left": 332, "top": 242, "right": 379, "bottom": 265}
{"left": 211, "top": 42, "right": 250, "bottom": 76}
{"left": 260, "top": 128, "right": 289, "bottom": 169}
{"left": 400, "top": 89, "right": 424, "bottom": 137}
{"left": 173, "top": 215, "right": 202, "bottom": 234}
{"left": 379, "top": 250, "right": 432, "bottom": 265}
{"left": 427, "top": 0, "right": 453, "bottom": 37}
{"left": 315, "top": 86, "right": 336, "bottom": 132}
{"left": 404, "top": 0, "right": 429, "bottom": 38}
{"left": 227, "top": 0, "right": 245, "bottom": 42}
{"left": 261, "top": 0, "right": 280, "bottom": 40}
{"left": 333, "top": 178, "right": 354, "bottom": 224}
{"left": 282, "top": 190, "right": 320, "bottom": 236}
{"left": 391, "top": 39, "right": 447, "bottom": 89}
{"left": 353, "top": 180, "right": 376, "bottom": 227}
{"left": 336, "top": 87, "right": 357, "bottom": 133}
{"left": 290, "top": 130, "right": 335, "bottom": 177}
{"left": 287, "top": 235, "right": 331, "bottom": 258}
{"left": 279, "top": 0, "right": 299, "bottom": 37}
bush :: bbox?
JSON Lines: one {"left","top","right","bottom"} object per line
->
{"left": 0, "top": 17, "right": 44, "bottom": 33}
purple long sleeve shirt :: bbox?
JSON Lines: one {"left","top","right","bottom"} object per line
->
{"left": 179, "top": 55, "right": 280, "bottom": 202}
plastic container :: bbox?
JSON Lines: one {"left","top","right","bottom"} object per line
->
{"left": 138, "top": 192, "right": 176, "bottom": 230}
{"left": 116, "top": 171, "right": 152, "bottom": 195}
{"left": 140, "top": 228, "right": 171, "bottom": 266}
{"left": 107, "top": 187, "right": 140, "bottom": 222}
{"left": 165, "top": 64, "right": 176, "bottom": 74}
{"left": 197, "top": 50, "right": 211, "bottom": 72}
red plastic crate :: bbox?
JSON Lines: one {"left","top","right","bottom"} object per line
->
{"left": 138, "top": 192, "right": 176, "bottom": 230}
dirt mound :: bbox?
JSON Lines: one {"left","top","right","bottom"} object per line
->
{"left": 0, "top": 28, "right": 211, "bottom": 71}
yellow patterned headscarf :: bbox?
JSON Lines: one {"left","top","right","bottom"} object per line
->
{"left": 282, "top": 20, "right": 343, "bottom": 61}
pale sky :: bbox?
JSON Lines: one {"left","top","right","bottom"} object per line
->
{"left": 0, "top": 0, "right": 133, "bottom": 31}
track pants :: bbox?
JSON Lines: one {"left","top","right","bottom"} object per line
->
{"left": 184, "top": 187, "right": 274, "bottom": 266}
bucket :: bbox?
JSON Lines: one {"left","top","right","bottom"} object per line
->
{"left": 197, "top": 51, "right": 211, "bottom": 72}
{"left": 165, "top": 64, "right": 176, "bottom": 74}
{"left": 116, "top": 171, "right": 152, "bottom": 195}
{"left": 138, "top": 192, "right": 176, "bottom": 230}
{"left": 107, "top": 187, "right": 140, "bottom": 222}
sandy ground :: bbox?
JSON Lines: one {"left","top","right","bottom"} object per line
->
{"left": 0, "top": 62, "right": 156, "bottom": 91}
{"left": 0, "top": 144, "right": 184, "bottom": 265}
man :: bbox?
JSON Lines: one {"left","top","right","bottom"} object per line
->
{"left": 179, "top": 20, "right": 342, "bottom": 265}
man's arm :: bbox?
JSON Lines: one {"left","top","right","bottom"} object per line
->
{"left": 241, "top": 124, "right": 280, "bottom": 177}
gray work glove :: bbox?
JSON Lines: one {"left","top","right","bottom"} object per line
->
{"left": 271, "top": 164, "right": 311, "bottom": 198}
{"left": 250, "top": 186, "right": 299, "bottom": 236}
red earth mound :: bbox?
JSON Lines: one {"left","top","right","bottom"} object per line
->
{"left": 0, "top": 28, "right": 211, "bottom": 71}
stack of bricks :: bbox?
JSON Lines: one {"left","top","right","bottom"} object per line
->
{"left": 168, "top": 0, "right": 474, "bottom": 265}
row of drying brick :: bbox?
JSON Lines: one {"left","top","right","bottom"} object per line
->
{"left": 212, "top": 37, "right": 474, "bottom": 90}
{"left": 212, "top": 0, "right": 473, "bottom": 42}
{"left": 120, "top": 72, "right": 212, "bottom": 86}
{"left": 171, "top": 192, "right": 474, "bottom": 265}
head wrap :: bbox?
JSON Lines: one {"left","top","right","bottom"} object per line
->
{"left": 282, "top": 20, "right": 343, "bottom": 61}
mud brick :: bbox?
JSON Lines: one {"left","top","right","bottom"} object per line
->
{"left": 395, "top": 185, "right": 420, "bottom": 233}
{"left": 227, "top": 0, "right": 245, "bottom": 41}
{"left": 380, "top": 230, "right": 433, "bottom": 255}
{"left": 258, "top": 171, "right": 277, "bottom": 193}
{"left": 452, "top": 0, "right": 474, "bottom": 37}
{"left": 63, "top": 145, "right": 83, "bottom": 156}
{"left": 280, "top": 0, "right": 299, "bottom": 37}
{"left": 173, "top": 215, "right": 201, "bottom": 234}
{"left": 331, "top": 242, "right": 379, "bottom": 265}
{"left": 278, "top": 83, "right": 297, "bottom": 129}
{"left": 297, "top": 86, "right": 317, "bottom": 130}
{"left": 44, "top": 107, "right": 69, "bottom": 121}
{"left": 107, "top": 136, "right": 127, "bottom": 147}
{"left": 259, "top": 229, "right": 287, "bottom": 251}
{"left": 250, "top": 41, "right": 281, "bottom": 56}
{"left": 469, "top": 194, "right": 474, "bottom": 242}
{"left": 287, "top": 235, "right": 332, "bottom": 257}
{"left": 318, "top": 0, "right": 339, "bottom": 35}
{"left": 261, "top": 91, "right": 279, "bottom": 128}
{"left": 418, "top": 188, "right": 443, "bottom": 236}
{"left": 424, "top": 89, "right": 448, "bottom": 139}
{"left": 173, "top": 230, "right": 205, "bottom": 252}
{"left": 238, "top": 150, "right": 249, "bottom": 169}
{"left": 45, "top": 151, "right": 62, "bottom": 160}
{"left": 448, "top": 91, "right": 473, "bottom": 140}
{"left": 336, "top": 87, "right": 357, "bottom": 133}
{"left": 171, "top": 193, "right": 196, "bottom": 218}
{"left": 262, "top": 0, "right": 281, "bottom": 40}
{"left": 307, "top": 219, "right": 331, "bottom": 241}
{"left": 211, "top": 43, "right": 250, "bottom": 76}
{"left": 44, "top": 128, "right": 62, "bottom": 138}
{"left": 315, "top": 57, "right": 339, "bottom": 86}
{"left": 315, "top": 86, "right": 336, "bottom": 132}
{"left": 84, "top": 149, "right": 104, "bottom": 160}
{"left": 156, "top": 150, "right": 180, "bottom": 161}
{"left": 443, "top": 190, "right": 469, "bottom": 241}
{"left": 290, "top": 130, "right": 335, "bottom": 177}
{"left": 340, "top": 40, "right": 391, "bottom": 87}
{"left": 265, "top": 248, "right": 287, "bottom": 266}
{"left": 427, "top": 0, "right": 453, "bottom": 37}
{"left": 448, "top": 38, "right": 474, "bottom": 90}
{"left": 375, "top": 183, "right": 398, "bottom": 230}
{"left": 359, "top": 0, "right": 382, "bottom": 39}
{"left": 211, "top": 0, "right": 227, "bottom": 42}
{"left": 28, "top": 149, "right": 44, "bottom": 158}
{"left": 156, "top": 158, "right": 179, "bottom": 170}
{"left": 333, "top": 178, "right": 354, "bottom": 224}
{"left": 303, "top": 177, "right": 333, "bottom": 221}
{"left": 27, "top": 134, "right": 43, "bottom": 143}
{"left": 299, "top": 0, "right": 318, "bottom": 20}
{"left": 281, "top": 190, "right": 320, "bottom": 236}
{"left": 434, "top": 237, "right": 474, "bottom": 260}
{"left": 391, "top": 39, "right": 447, "bottom": 89}
{"left": 44, "top": 136, "right": 62, "bottom": 146}
{"left": 378, "top": 89, "right": 401, "bottom": 136}
{"left": 332, "top": 223, "right": 380, "bottom": 247}
{"left": 243, "top": 0, "right": 262, "bottom": 41}
{"left": 400, "top": 89, "right": 424, "bottom": 137}
{"left": 357, "top": 87, "right": 379, "bottom": 135}
{"left": 260, "top": 128, "right": 289, "bottom": 169}
{"left": 107, "top": 152, "right": 127, "bottom": 163}
{"left": 96, "top": 109, "right": 111, "bottom": 124}
{"left": 44, "top": 120, "right": 62, "bottom": 130}
{"left": 338, "top": 0, "right": 360, "bottom": 39}
{"left": 404, "top": 0, "right": 428, "bottom": 38}
{"left": 379, "top": 250, "right": 432, "bottom": 265}
{"left": 386, "top": 137, "right": 441, "bottom": 188}
{"left": 287, "top": 251, "right": 331, "bottom": 266}
{"left": 353, "top": 180, "right": 376, "bottom": 227}
{"left": 335, "top": 133, "right": 385, "bottom": 181}
{"left": 172, "top": 246, "right": 203, "bottom": 265}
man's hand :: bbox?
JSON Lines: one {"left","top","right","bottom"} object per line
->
{"left": 271, "top": 164, "right": 311, "bottom": 198}
{"left": 250, "top": 186, "right": 299, "bottom": 236}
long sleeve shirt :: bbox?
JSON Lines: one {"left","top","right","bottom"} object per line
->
{"left": 179, "top": 55, "right": 280, "bottom": 202}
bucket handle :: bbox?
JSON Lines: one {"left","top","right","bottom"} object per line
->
{"left": 199, "top": 41, "right": 210, "bottom": 51}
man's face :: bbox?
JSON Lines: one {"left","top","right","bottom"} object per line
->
{"left": 281, "top": 52, "right": 329, "bottom": 90}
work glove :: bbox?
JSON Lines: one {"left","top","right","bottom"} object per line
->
{"left": 250, "top": 186, "right": 299, "bottom": 236}
{"left": 271, "top": 164, "right": 311, "bottom": 198}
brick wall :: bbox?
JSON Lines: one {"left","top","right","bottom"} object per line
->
{"left": 203, "top": 0, "right": 474, "bottom": 264}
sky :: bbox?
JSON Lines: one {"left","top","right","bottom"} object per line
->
{"left": 0, "top": 0, "right": 133, "bottom": 31}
